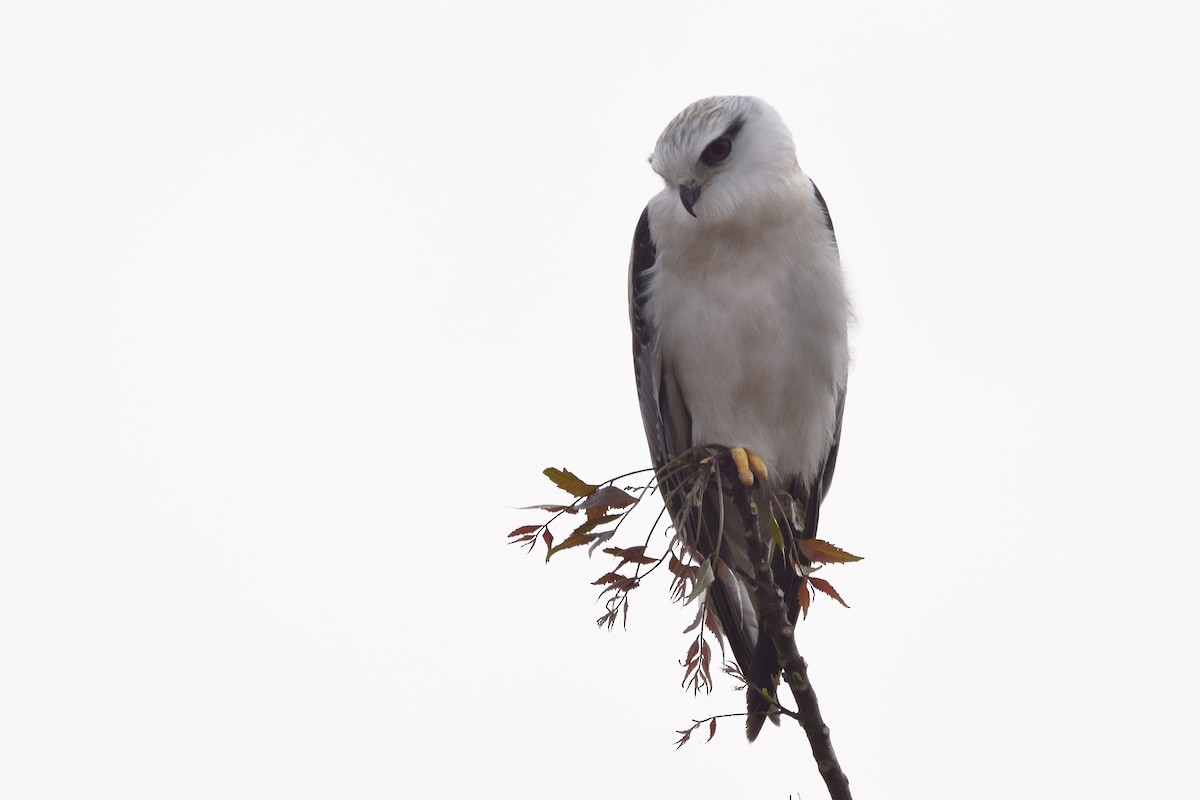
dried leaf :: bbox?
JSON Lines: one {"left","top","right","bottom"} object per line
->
{"left": 507, "top": 525, "right": 541, "bottom": 538}
{"left": 707, "top": 718, "right": 717, "bottom": 742}
{"left": 541, "top": 530, "right": 553, "bottom": 560}
{"left": 809, "top": 576, "right": 850, "bottom": 608}
{"left": 543, "top": 467, "right": 599, "bottom": 497}
{"left": 798, "top": 538, "right": 864, "bottom": 564}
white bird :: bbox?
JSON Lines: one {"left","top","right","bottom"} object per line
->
{"left": 628, "top": 96, "right": 850, "bottom": 741}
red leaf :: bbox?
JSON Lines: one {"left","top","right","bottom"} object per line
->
{"left": 707, "top": 718, "right": 717, "bottom": 742}
{"left": 703, "top": 608, "right": 726, "bottom": 650}
{"left": 507, "top": 525, "right": 540, "bottom": 538}
{"left": 668, "top": 553, "right": 698, "bottom": 580}
{"left": 541, "top": 530, "right": 553, "bottom": 560}
{"left": 602, "top": 545, "right": 658, "bottom": 567}
{"left": 809, "top": 576, "right": 850, "bottom": 608}
{"left": 797, "top": 577, "right": 812, "bottom": 620}
{"left": 798, "top": 539, "right": 864, "bottom": 564}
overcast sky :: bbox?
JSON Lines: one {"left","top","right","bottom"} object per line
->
{"left": 3, "top": 2, "right": 1199, "bottom": 798}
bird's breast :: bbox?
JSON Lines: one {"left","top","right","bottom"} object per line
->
{"left": 651, "top": 223, "right": 848, "bottom": 484}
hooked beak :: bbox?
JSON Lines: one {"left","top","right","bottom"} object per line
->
{"left": 678, "top": 183, "right": 701, "bottom": 217}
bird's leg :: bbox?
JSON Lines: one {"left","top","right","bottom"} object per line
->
{"left": 729, "top": 446, "right": 770, "bottom": 487}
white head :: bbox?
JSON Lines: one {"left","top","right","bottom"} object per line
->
{"left": 650, "top": 96, "right": 801, "bottom": 226}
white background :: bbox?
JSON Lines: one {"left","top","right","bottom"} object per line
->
{"left": 3, "top": 2, "right": 1198, "bottom": 798}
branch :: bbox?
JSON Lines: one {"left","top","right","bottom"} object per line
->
{"left": 732, "top": 479, "right": 853, "bottom": 800}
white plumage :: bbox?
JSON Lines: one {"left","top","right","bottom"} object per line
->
{"left": 629, "top": 96, "right": 851, "bottom": 741}
{"left": 641, "top": 95, "right": 849, "bottom": 490}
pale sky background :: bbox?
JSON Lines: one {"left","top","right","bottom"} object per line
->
{"left": 3, "top": 2, "right": 1199, "bottom": 798}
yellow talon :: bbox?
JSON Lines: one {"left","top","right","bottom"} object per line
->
{"left": 748, "top": 452, "right": 769, "bottom": 483}
{"left": 730, "top": 446, "right": 770, "bottom": 487}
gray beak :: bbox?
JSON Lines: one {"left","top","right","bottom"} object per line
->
{"left": 678, "top": 183, "right": 701, "bottom": 217}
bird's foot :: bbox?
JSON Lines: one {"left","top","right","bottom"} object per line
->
{"left": 729, "top": 446, "right": 769, "bottom": 487}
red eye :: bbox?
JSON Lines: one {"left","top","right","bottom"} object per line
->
{"left": 701, "top": 137, "right": 732, "bottom": 166}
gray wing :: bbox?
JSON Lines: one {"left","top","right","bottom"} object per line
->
{"left": 629, "top": 205, "right": 690, "bottom": 474}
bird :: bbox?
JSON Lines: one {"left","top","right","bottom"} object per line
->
{"left": 628, "top": 96, "right": 850, "bottom": 741}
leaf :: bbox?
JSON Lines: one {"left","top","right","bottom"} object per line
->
{"left": 798, "top": 538, "right": 864, "bottom": 564}
{"left": 768, "top": 516, "right": 786, "bottom": 550}
{"left": 668, "top": 553, "right": 698, "bottom": 581}
{"left": 797, "top": 577, "right": 811, "bottom": 620}
{"left": 586, "top": 528, "right": 619, "bottom": 555}
{"left": 575, "top": 485, "right": 637, "bottom": 512}
{"left": 596, "top": 575, "right": 640, "bottom": 597}
{"left": 541, "top": 530, "right": 553, "bottom": 560}
{"left": 517, "top": 503, "right": 578, "bottom": 514}
{"left": 507, "top": 525, "right": 541, "bottom": 538}
{"left": 546, "top": 531, "right": 596, "bottom": 561}
{"left": 602, "top": 545, "right": 657, "bottom": 568}
{"left": 572, "top": 513, "right": 621, "bottom": 538}
{"left": 707, "top": 718, "right": 717, "bottom": 742}
{"left": 685, "top": 560, "right": 714, "bottom": 605}
{"left": 809, "top": 576, "right": 850, "bottom": 608}
{"left": 543, "top": 467, "right": 599, "bottom": 497}
{"left": 703, "top": 607, "right": 725, "bottom": 650}
{"left": 674, "top": 728, "right": 693, "bottom": 749}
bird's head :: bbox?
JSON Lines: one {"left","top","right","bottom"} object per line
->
{"left": 649, "top": 96, "right": 801, "bottom": 225}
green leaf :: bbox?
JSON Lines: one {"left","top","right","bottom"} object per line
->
{"left": 543, "top": 467, "right": 600, "bottom": 497}
{"left": 768, "top": 516, "right": 785, "bottom": 550}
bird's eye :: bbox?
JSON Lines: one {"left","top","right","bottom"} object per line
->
{"left": 700, "top": 137, "right": 732, "bottom": 166}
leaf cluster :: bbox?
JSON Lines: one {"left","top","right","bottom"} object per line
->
{"left": 506, "top": 451, "right": 862, "bottom": 744}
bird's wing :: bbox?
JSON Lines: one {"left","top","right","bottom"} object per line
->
{"left": 787, "top": 178, "right": 846, "bottom": 536}
{"left": 629, "top": 205, "right": 760, "bottom": 715}
{"left": 629, "top": 205, "right": 685, "bottom": 473}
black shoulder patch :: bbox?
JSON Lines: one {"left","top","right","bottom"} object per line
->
{"left": 630, "top": 205, "right": 657, "bottom": 300}
{"left": 811, "top": 179, "right": 837, "bottom": 245}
